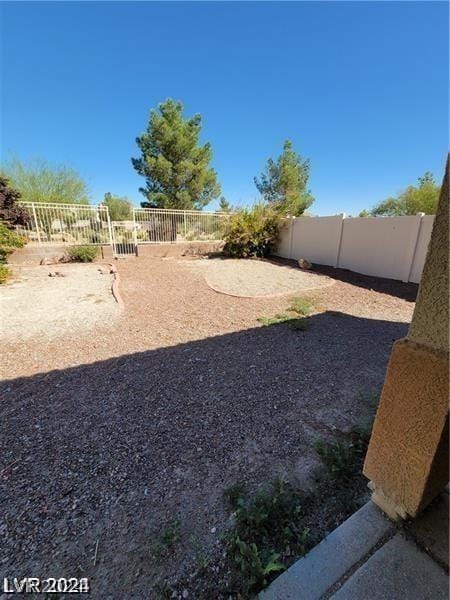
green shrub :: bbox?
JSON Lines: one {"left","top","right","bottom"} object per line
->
{"left": 223, "top": 204, "right": 280, "bottom": 258}
{"left": 0, "top": 264, "right": 11, "bottom": 284}
{"left": 66, "top": 245, "right": 98, "bottom": 263}
{"left": 0, "top": 223, "right": 25, "bottom": 263}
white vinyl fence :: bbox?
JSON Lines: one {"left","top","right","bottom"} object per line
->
{"left": 276, "top": 213, "right": 434, "bottom": 283}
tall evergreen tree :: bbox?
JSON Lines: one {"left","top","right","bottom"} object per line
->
{"left": 132, "top": 99, "right": 221, "bottom": 209}
{"left": 218, "top": 196, "right": 232, "bottom": 213}
{"left": 254, "top": 140, "right": 314, "bottom": 216}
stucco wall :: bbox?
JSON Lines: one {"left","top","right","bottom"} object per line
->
{"left": 408, "top": 168, "right": 449, "bottom": 353}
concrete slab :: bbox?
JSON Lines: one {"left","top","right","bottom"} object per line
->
{"left": 259, "top": 502, "right": 393, "bottom": 600}
{"left": 332, "top": 534, "right": 448, "bottom": 600}
{"left": 407, "top": 493, "right": 449, "bottom": 568}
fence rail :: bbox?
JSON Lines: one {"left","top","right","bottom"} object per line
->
{"left": 134, "top": 208, "right": 229, "bottom": 244}
{"left": 17, "top": 202, "right": 111, "bottom": 246}
{"left": 16, "top": 203, "right": 230, "bottom": 256}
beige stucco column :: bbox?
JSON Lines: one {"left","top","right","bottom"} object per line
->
{"left": 364, "top": 156, "right": 449, "bottom": 520}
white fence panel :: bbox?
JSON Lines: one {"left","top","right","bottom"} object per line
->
{"left": 408, "top": 216, "right": 434, "bottom": 284}
{"left": 276, "top": 213, "right": 435, "bottom": 283}
{"left": 338, "top": 215, "right": 422, "bottom": 281}
{"left": 291, "top": 215, "right": 344, "bottom": 267}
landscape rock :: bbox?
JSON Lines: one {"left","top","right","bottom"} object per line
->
{"left": 298, "top": 258, "right": 312, "bottom": 270}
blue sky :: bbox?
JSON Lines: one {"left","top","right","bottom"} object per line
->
{"left": 1, "top": 1, "right": 448, "bottom": 215}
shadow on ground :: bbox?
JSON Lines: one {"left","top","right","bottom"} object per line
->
{"left": 270, "top": 256, "right": 418, "bottom": 302}
{"left": 0, "top": 311, "right": 408, "bottom": 598}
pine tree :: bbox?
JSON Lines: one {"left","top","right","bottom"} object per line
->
{"left": 132, "top": 99, "right": 221, "bottom": 209}
{"left": 218, "top": 196, "right": 232, "bottom": 213}
{"left": 254, "top": 140, "right": 314, "bottom": 216}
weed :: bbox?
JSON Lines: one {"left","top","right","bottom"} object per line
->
{"left": 257, "top": 313, "right": 294, "bottom": 327}
{"left": 190, "top": 535, "right": 210, "bottom": 572}
{"left": 0, "top": 264, "right": 11, "bottom": 284}
{"left": 66, "top": 245, "right": 98, "bottom": 263}
{"left": 225, "top": 477, "right": 311, "bottom": 594}
{"left": 315, "top": 421, "right": 373, "bottom": 481}
{"left": 315, "top": 439, "right": 357, "bottom": 480}
{"left": 230, "top": 537, "right": 285, "bottom": 591}
{"left": 154, "top": 520, "right": 180, "bottom": 557}
{"left": 288, "top": 297, "right": 313, "bottom": 316}
{"left": 223, "top": 482, "right": 247, "bottom": 510}
{"left": 258, "top": 298, "right": 314, "bottom": 330}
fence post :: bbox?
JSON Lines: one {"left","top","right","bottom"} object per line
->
{"left": 183, "top": 210, "right": 187, "bottom": 239}
{"left": 105, "top": 206, "right": 114, "bottom": 253}
{"left": 288, "top": 216, "right": 295, "bottom": 259}
{"left": 30, "top": 202, "right": 42, "bottom": 246}
{"left": 335, "top": 213, "right": 346, "bottom": 268}
{"left": 404, "top": 213, "right": 425, "bottom": 283}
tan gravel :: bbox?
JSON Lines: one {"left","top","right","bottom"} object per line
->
{"left": 181, "top": 258, "right": 334, "bottom": 297}
{"left": 0, "top": 263, "right": 119, "bottom": 342}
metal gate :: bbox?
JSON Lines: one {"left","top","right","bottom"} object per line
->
{"left": 111, "top": 221, "right": 137, "bottom": 258}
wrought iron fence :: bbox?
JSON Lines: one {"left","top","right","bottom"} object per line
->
{"left": 16, "top": 203, "right": 230, "bottom": 255}
{"left": 134, "top": 208, "right": 230, "bottom": 243}
{"left": 17, "top": 202, "right": 112, "bottom": 246}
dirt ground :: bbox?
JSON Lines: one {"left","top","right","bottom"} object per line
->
{"left": 0, "top": 256, "right": 417, "bottom": 598}
{"left": 0, "top": 264, "right": 119, "bottom": 342}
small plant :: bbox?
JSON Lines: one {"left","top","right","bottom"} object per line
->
{"left": 154, "top": 520, "right": 180, "bottom": 557}
{"left": 257, "top": 313, "right": 293, "bottom": 327}
{"left": 231, "top": 537, "right": 285, "bottom": 591}
{"left": 223, "top": 482, "right": 247, "bottom": 510}
{"left": 0, "top": 223, "right": 25, "bottom": 263}
{"left": 225, "top": 477, "right": 311, "bottom": 594}
{"left": 315, "top": 425, "right": 371, "bottom": 481}
{"left": 190, "top": 535, "right": 210, "bottom": 572}
{"left": 0, "top": 264, "right": 11, "bottom": 284}
{"left": 66, "top": 245, "right": 98, "bottom": 263}
{"left": 288, "top": 297, "right": 312, "bottom": 316}
{"left": 315, "top": 440, "right": 357, "bottom": 480}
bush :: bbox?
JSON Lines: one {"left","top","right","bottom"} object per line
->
{"left": 0, "top": 264, "right": 11, "bottom": 284}
{"left": 66, "top": 245, "right": 98, "bottom": 262}
{"left": 0, "top": 223, "right": 25, "bottom": 263}
{"left": 223, "top": 204, "right": 280, "bottom": 258}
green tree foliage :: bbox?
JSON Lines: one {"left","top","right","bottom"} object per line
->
{"left": 1, "top": 158, "right": 90, "bottom": 204}
{"left": 218, "top": 196, "right": 232, "bottom": 213}
{"left": 0, "top": 176, "right": 30, "bottom": 227}
{"left": 368, "top": 172, "right": 440, "bottom": 216}
{"left": 255, "top": 140, "right": 314, "bottom": 216}
{"left": 132, "top": 99, "right": 221, "bottom": 209}
{"left": 102, "top": 192, "right": 133, "bottom": 220}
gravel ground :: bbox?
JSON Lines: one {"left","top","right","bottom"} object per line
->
{"left": 0, "top": 264, "right": 118, "bottom": 342}
{"left": 0, "top": 256, "right": 417, "bottom": 598}
{"left": 181, "top": 258, "right": 334, "bottom": 297}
